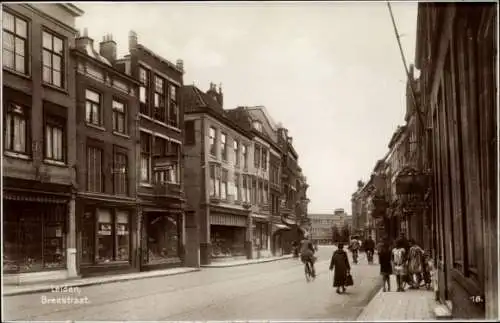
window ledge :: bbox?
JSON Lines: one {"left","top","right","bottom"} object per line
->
{"left": 112, "top": 131, "right": 130, "bottom": 139}
{"left": 140, "top": 183, "right": 154, "bottom": 188}
{"left": 86, "top": 123, "right": 106, "bottom": 132}
{"left": 166, "top": 124, "right": 181, "bottom": 133}
{"left": 44, "top": 159, "right": 67, "bottom": 167}
{"left": 4, "top": 151, "right": 31, "bottom": 160}
{"left": 3, "top": 67, "right": 31, "bottom": 80}
{"left": 42, "top": 82, "right": 68, "bottom": 95}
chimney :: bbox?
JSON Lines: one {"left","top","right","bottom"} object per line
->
{"left": 99, "top": 34, "right": 117, "bottom": 63}
{"left": 176, "top": 59, "right": 184, "bottom": 73}
{"left": 75, "top": 27, "right": 94, "bottom": 52}
{"left": 218, "top": 83, "right": 223, "bottom": 107}
{"left": 129, "top": 30, "right": 138, "bottom": 52}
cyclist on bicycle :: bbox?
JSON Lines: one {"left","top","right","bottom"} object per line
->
{"left": 299, "top": 234, "right": 316, "bottom": 278}
{"left": 364, "top": 236, "right": 376, "bottom": 263}
{"left": 349, "top": 237, "right": 361, "bottom": 263}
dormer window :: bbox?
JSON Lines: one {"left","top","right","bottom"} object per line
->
{"left": 253, "top": 121, "right": 262, "bottom": 132}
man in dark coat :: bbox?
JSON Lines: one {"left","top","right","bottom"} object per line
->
{"left": 329, "top": 243, "right": 351, "bottom": 294}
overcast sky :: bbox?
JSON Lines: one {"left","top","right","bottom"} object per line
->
{"left": 75, "top": 1, "right": 418, "bottom": 215}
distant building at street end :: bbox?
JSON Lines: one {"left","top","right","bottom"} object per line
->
{"left": 309, "top": 209, "right": 350, "bottom": 245}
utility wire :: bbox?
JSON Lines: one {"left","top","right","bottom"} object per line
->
{"left": 387, "top": 1, "right": 425, "bottom": 130}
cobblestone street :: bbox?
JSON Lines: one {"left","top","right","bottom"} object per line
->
{"left": 4, "top": 246, "right": 382, "bottom": 321}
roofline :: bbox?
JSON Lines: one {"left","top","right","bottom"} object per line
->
{"left": 134, "top": 44, "right": 183, "bottom": 75}
{"left": 60, "top": 3, "right": 85, "bottom": 17}
{"left": 71, "top": 48, "right": 141, "bottom": 85}
{"left": 185, "top": 107, "right": 254, "bottom": 140}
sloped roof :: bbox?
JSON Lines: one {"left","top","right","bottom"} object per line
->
{"left": 182, "top": 85, "right": 252, "bottom": 137}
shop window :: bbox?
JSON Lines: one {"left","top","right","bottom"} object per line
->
{"left": 3, "top": 202, "right": 66, "bottom": 273}
{"left": 211, "top": 225, "right": 245, "bottom": 257}
{"left": 146, "top": 213, "right": 180, "bottom": 264}
{"left": 42, "top": 30, "right": 64, "bottom": 88}
{"left": 4, "top": 102, "right": 30, "bottom": 156}
{"left": 112, "top": 100, "right": 126, "bottom": 134}
{"left": 81, "top": 208, "right": 130, "bottom": 264}
{"left": 2, "top": 10, "right": 28, "bottom": 74}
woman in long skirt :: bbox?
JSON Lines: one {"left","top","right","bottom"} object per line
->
{"left": 378, "top": 239, "right": 393, "bottom": 292}
{"left": 329, "top": 242, "right": 351, "bottom": 294}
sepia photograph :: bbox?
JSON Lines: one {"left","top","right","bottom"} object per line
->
{"left": 1, "top": 1, "right": 498, "bottom": 321}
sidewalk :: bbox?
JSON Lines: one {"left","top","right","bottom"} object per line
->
{"left": 356, "top": 275, "right": 438, "bottom": 321}
{"left": 3, "top": 267, "right": 199, "bottom": 297}
{"left": 201, "top": 254, "right": 293, "bottom": 268}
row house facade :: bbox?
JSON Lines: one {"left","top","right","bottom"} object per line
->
{"left": 3, "top": 3, "right": 84, "bottom": 284}
{"left": 182, "top": 85, "right": 280, "bottom": 265}
{"left": 72, "top": 30, "right": 141, "bottom": 276}
{"left": 414, "top": 2, "right": 497, "bottom": 319}
{"left": 117, "top": 31, "right": 187, "bottom": 271}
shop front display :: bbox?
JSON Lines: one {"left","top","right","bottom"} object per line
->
{"left": 80, "top": 208, "right": 131, "bottom": 265}
{"left": 144, "top": 212, "right": 181, "bottom": 265}
{"left": 252, "top": 222, "right": 269, "bottom": 250}
{"left": 3, "top": 200, "right": 66, "bottom": 273}
{"left": 210, "top": 225, "right": 246, "bottom": 258}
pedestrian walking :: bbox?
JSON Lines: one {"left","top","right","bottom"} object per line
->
{"left": 378, "top": 239, "right": 393, "bottom": 292}
{"left": 329, "top": 242, "right": 351, "bottom": 294}
{"left": 392, "top": 239, "right": 407, "bottom": 292}
{"left": 408, "top": 239, "right": 425, "bottom": 289}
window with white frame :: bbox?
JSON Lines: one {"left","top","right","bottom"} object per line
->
{"left": 209, "top": 127, "right": 216, "bottom": 156}
{"left": 253, "top": 121, "right": 262, "bottom": 132}
{"left": 169, "top": 85, "right": 179, "bottom": 128}
{"left": 87, "top": 146, "right": 103, "bottom": 193}
{"left": 113, "top": 151, "right": 128, "bottom": 195}
{"left": 209, "top": 163, "right": 221, "bottom": 197}
{"left": 167, "top": 141, "right": 180, "bottom": 184}
{"left": 112, "top": 100, "right": 126, "bottom": 134}
{"left": 85, "top": 89, "right": 101, "bottom": 126}
{"left": 221, "top": 169, "right": 228, "bottom": 200}
{"left": 234, "top": 173, "right": 241, "bottom": 201}
{"left": 254, "top": 144, "right": 261, "bottom": 168}
{"left": 4, "top": 103, "right": 29, "bottom": 155}
{"left": 139, "top": 66, "right": 149, "bottom": 115}
{"left": 242, "top": 175, "right": 248, "bottom": 202}
{"left": 2, "top": 11, "right": 28, "bottom": 74}
{"left": 153, "top": 75, "right": 166, "bottom": 122}
{"left": 45, "top": 115, "right": 65, "bottom": 162}
{"left": 233, "top": 140, "right": 240, "bottom": 166}
{"left": 261, "top": 148, "right": 268, "bottom": 171}
{"left": 42, "top": 30, "right": 64, "bottom": 88}
{"left": 242, "top": 144, "right": 248, "bottom": 170}
{"left": 263, "top": 182, "right": 268, "bottom": 205}
{"left": 221, "top": 133, "right": 227, "bottom": 161}
{"left": 140, "top": 132, "right": 151, "bottom": 182}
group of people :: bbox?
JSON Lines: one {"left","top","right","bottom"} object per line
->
{"left": 296, "top": 233, "right": 433, "bottom": 295}
{"left": 378, "top": 234, "right": 434, "bottom": 292}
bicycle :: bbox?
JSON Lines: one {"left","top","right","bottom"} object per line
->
{"left": 304, "top": 260, "right": 315, "bottom": 282}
